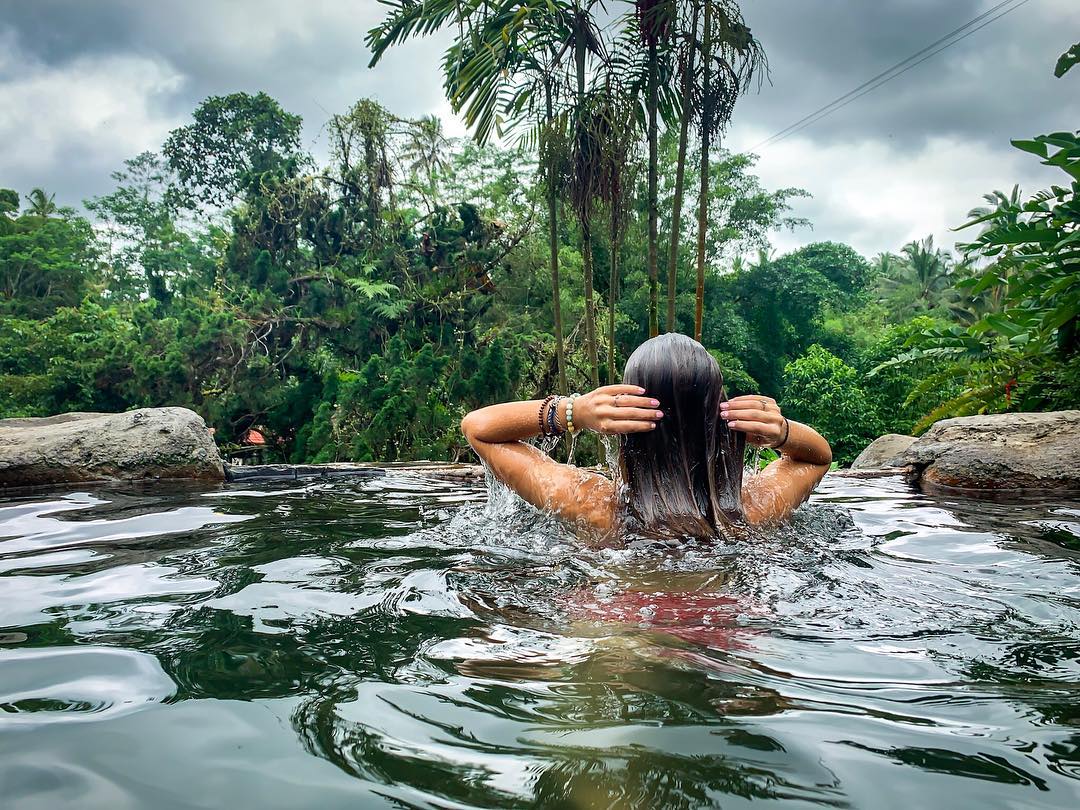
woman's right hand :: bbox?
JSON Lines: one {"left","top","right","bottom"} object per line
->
{"left": 571, "top": 385, "right": 664, "bottom": 435}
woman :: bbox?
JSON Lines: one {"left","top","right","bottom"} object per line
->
{"left": 461, "top": 333, "right": 832, "bottom": 540}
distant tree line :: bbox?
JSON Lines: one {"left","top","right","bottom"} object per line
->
{"left": 0, "top": 16, "right": 1075, "bottom": 466}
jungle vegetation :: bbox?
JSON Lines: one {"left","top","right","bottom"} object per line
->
{"left": 0, "top": 6, "right": 1075, "bottom": 466}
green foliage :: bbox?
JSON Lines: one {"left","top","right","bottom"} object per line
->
{"left": 783, "top": 345, "right": 880, "bottom": 466}
{"left": 775, "top": 242, "right": 873, "bottom": 305}
{"left": 164, "top": 92, "right": 303, "bottom": 209}
{"left": 707, "top": 350, "right": 757, "bottom": 396}
{"left": 874, "top": 235, "right": 955, "bottom": 319}
{"left": 1054, "top": 41, "right": 1079, "bottom": 78}
{"left": 5, "top": 70, "right": 1072, "bottom": 469}
{"left": 0, "top": 198, "right": 101, "bottom": 319}
{"left": 877, "top": 129, "right": 1080, "bottom": 430}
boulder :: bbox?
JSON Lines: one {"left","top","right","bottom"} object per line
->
{"left": 850, "top": 434, "right": 917, "bottom": 469}
{"left": 0, "top": 408, "right": 225, "bottom": 488}
{"left": 898, "top": 410, "right": 1080, "bottom": 491}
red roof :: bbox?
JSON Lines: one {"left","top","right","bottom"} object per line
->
{"left": 243, "top": 428, "right": 267, "bottom": 446}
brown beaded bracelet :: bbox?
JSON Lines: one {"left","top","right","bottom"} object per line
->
{"left": 537, "top": 395, "right": 555, "bottom": 436}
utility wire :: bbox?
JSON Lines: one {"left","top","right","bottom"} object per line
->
{"left": 751, "top": 0, "right": 1033, "bottom": 152}
{"left": 753, "top": 0, "right": 1019, "bottom": 149}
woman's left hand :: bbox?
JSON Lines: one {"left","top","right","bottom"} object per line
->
{"left": 720, "top": 395, "right": 787, "bottom": 448}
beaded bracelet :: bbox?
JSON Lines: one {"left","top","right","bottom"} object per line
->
{"left": 537, "top": 395, "right": 555, "bottom": 436}
{"left": 565, "top": 393, "right": 581, "bottom": 434}
{"left": 546, "top": 395, "right": 563, "bottom": 436}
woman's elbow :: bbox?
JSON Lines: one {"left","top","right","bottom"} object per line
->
{"left": 461, "top": 410, "right": 482, "bottom": 444}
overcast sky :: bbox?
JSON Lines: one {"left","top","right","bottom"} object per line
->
{"left": 1, "top": 0, "right": 1076, "bottom": 259}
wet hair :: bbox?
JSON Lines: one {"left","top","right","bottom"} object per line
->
{"left": 619, "top": 333, "right": 746, "bottom": 540}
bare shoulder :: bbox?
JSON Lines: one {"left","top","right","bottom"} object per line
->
{"left": 741, "top": 457, "right": 830, "bottom": 526}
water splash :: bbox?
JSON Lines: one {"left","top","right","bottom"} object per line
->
{"left": 746, "top": 445, "right": 763, "bottom": 475}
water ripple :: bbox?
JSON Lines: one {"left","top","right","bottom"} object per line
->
{"left": 0, "top": 473, "right": 1078, "bottom": 808}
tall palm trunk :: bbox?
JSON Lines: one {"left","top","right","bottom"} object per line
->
{"left": 583, "top": 220, "right": 600, "bottom": 389}
{"left": 575, "top": 13, "right": 599, "bottom": 388}
{"left": 694, "top": 0, "right": 712, "bottom": 342}
{"left": 646, "top": 39, "right": 660, "bottom": 338}
{"left": 607, "top": 187, "right": 621, "bottom": 384}
{"left": 544, "top": 83, "right": 567, "bottom": 393}
{"left": 666, "top": 1, "right": 699, "bottom": 333}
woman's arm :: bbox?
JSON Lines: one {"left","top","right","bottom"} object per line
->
{"left": 721, "top": 395, "right": 832, "bottom": 525}
{"left": 461, "top": 386, "right": 662, "bottom": 531}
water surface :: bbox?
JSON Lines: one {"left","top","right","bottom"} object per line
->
{"left": 1, "top": 471, "right": 1079, "bottom": 808}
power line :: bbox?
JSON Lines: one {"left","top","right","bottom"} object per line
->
{"left": 752, "top": 0, "right": 1020, "bottom": 149}
{"left": 750, "top": 0, "right": 1034, "bottom": 152}
{"left": 765, "top": 0, "right": 1035, "bottom": 149}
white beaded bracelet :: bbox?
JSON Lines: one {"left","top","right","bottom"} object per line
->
{"left": 565, "top": 393, "right": 581, "bottom": 434}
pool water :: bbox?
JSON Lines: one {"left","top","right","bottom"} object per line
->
{"left": 1, "top": 470, "right": 1079, "bottom": 809}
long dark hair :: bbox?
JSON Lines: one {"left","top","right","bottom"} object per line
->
{"left": 619, "top": 333, "right": 745, "bottom": 539}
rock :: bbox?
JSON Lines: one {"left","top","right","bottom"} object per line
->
{"left": 898, "top": 410, "right": 1080, "bottom": 492}
{"left": 850, "top": 434, "right": 917, "bottom": 469}
{"left": 0, "top": 408, "right": 225, "bottom": 488}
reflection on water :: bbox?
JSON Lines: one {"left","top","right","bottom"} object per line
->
{"left": 1, "top": 471, "right": 1079, "bottom": 808}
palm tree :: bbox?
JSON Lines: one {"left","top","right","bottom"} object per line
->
{"left": 401, "top": 115, "right": 450, "bottom": 199}
{"left": 903, "top": 236, "right": 953, "bottom": 308}
{"left": 693, "top": 1, "right": 766, "bottom": 341}
{"left": 951, "top": 186, "right": 1024, "bottom": 321}
{"left": 872, "top": 251, "right": 900, "bottom": 280}
{"left": 966, "top": 186, "right": 1023, "bottom": 230}
{"left": 666, "top": 0, "right": 700, "bottom": 333}
{"left": 635, "top": 1, "right": 675, "bottom": 338}
{"left": 367, "top": 0, "right": 604, "bottom": 393}
{"left": 568, "top": 5, "right": 605, "bottom": 389}
{"left": 595, "top": 80, "right": 638, "bottom": 383}
{"left": 945, "top": 256, "right": 1001, "bottom": 325}
{"left": 877, "top": 236, "right": 953, "bottom": 317}
{"left": 26, "top": 188, "right": 57, "bottom": 219}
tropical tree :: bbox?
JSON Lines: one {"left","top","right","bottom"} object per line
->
{"left": 163, "top": 91, "right": 303, "bottom": 210}
{"left": 87, "top": 152, "right": 199, "bottom": 307}
{"left": 874, "top": 131, "right": 1080, "bottom": 428}
{"left": 693, "top": 0, "right": 766, "bottom": 340}
{"left": 634, "top": 0, "right": 675, "bottom": 338}
{"left": 0, "top": 204, "right": 101, "bottom": 318}
{"left": 401, "top": 114, "right": 450, "bottom": 204}
{"left": 367, "top": 0, "right": 606, "bottom": 393}
{"left": 25, "top": 188, "right": 58, "bottom": 219}
{"left": 594, "top": 79, "right": 639, "bottom": 383}
{"left": 665, "top": 0, "right": 699, "bottom": 332}
{"left": 875, "top": 235, "right": 953, "bottom": 318}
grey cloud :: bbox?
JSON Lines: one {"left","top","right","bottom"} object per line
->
{"left": 0, "top": 0, "right": 1075, "bottom": 258}
{"left": 0, "top": 1, "right": 455, "bottom": 207}
{"left": 732, "top": 0, "right": 1079, "bottom": 151}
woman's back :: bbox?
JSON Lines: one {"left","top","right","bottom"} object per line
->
{"left": 461, "top": 335, "right": 833, "bottom": 541}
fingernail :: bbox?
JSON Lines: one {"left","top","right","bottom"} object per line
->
{"left": 650, "top": 399, "right": 659, "bottom": 407}
{"left": 655, "top": 410, "right": 664, "bottom": 419}
{"left": 636, "top": 387, "right": 646, "bottom": 394}
{"left": 719, "top": 404, "right": 728, "bottom": 412}
{"left": 650, "top": 422, "right": 657, "bottom": 429}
